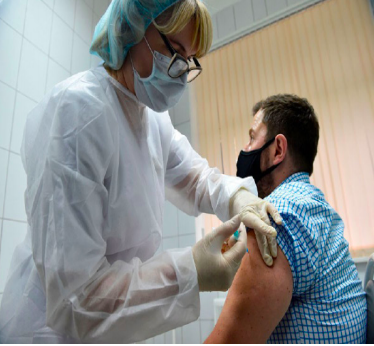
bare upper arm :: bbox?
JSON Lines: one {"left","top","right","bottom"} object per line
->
{"left": 205, "top": 230, "right": 293, "bottom": 344}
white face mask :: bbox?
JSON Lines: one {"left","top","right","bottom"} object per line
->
{"left": 131, "top": 37, "right": 187, "bottom": 113}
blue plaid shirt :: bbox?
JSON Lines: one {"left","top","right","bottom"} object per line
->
{"left": 265, "top": 173, "right": 367, "bottom": 343}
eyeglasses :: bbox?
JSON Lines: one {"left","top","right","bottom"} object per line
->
{"left": 157, "top": 31, "right": 202, "bottom": 83}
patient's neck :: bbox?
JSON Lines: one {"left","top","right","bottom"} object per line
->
{"left": 257, "top": 166, "right": 297, "bottom": 198}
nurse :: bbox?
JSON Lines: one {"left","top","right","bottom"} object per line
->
{"left": 0, "top": 0, "right": 281, "bottom": 343}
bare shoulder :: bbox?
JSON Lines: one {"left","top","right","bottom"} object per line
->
{"left": 205, "top": 231, "right": 293, "bottom": 344}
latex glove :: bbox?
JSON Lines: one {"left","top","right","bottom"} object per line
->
{"left": 229, "top": 188, "right": 282, "bottom": 266}
{"left": 192, "top": 215, "right": 247, "bottom": 292}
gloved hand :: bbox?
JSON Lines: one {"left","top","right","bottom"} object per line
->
{"left": 229, "top": 188, "right": 282, "bottom": 266}
{"left": 192, "top": 215, "right": 247, "bottom": 292}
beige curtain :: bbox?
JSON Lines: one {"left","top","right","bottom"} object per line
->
{"left": 192, "top": 0, "right": 374, "bottom": 257}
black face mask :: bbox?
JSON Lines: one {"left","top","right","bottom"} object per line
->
{"left": 236, "top": 137, "right": 281, "bottom": 183}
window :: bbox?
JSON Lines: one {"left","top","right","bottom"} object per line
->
{"left": 192, "top": 0, "right": 374, "bottom": 257}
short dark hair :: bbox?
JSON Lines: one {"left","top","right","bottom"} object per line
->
{"left": 253, "top": 94, "right": 319, "bottom": 175}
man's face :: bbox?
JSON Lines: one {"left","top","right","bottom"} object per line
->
{"left": 243, "top": 109, "right": 274, "bottom": 198}
{"left": 243, "top": 110, "right": 268, "bottom": 152}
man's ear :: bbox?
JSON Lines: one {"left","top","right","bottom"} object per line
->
{"left": 273, "top": 134, "right": 287, "bottom": 165}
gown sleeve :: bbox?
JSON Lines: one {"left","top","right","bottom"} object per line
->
{"left": 27, "top": 92, "right": 199, "bottom": 343}
{"left": 165, "top": 128, "right": 257, "bottom": 221}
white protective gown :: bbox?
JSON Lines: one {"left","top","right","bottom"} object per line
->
{"left": 0, "top": 65, "right": 256, "bottom": 343}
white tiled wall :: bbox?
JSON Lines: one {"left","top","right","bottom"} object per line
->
{"left": 0, "top": 0, "right": 110, "bottom": 307}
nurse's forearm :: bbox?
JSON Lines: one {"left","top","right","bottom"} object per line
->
{"left": 47, "top": 248, "right": 199, "bottom": 343}
{"left": 80, "top": 259, "right": 179, "bottom": 313}
{"left": 168, "top": 166, "right": 256, "bottom": 222}
{"left": 166, "top": 129, "right": 256, "bottom": 221}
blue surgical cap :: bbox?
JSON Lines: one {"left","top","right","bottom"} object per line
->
{"left": 90, "top": 0, "right": 183, "bottom": 70}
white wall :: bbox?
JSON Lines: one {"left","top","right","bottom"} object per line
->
{"left": 0, "top": 0, "right": 110, "bottom": 305}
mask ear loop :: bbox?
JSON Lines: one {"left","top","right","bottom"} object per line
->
{"left": 143, "top": 35, "right": 156, "bottom": 59}
{"left": 257, "top": 137, "right": 282, "bottom": 181}
{"left": 129, "top": 49, "right": 135, "bottom": 69}
{"left": 129, "top": 35, "right": 155, "bottom": 71}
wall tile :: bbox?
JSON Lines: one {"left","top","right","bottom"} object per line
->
{"left": 46, "top": 59, "right": 70, "bottom": 93}
{"left": 84, "top": 0, "right": 94, "bottom": 9}
{"left": 54, "top": 0, "right": 76, "bottom": 29}
{"left": 11, "top": 94, "right": 37, "bottom": 154}
{"left": 0, "top": 0, "right": 27, "bottom": 33}
{"left": 163, "top": 201, "right": 178, "bottom": 238}
{"left": 24, "top": 0, "right": 53, "bottom": 54}
{"left": 162, "top": 236, "right": 178, "bottom": 251}
{"left": 0, "top": 220, "right": 27, "bottom": 292}
{"left": 177, "top": 209, "right": 195, "bottom": 235}
{"left": 266, "top": 0, "right": 288, "bottom": 16}
{"left": 0, "top": 21, "right": 22, "bottom": 88}
{"left": 174, "top": 327, "right": 182, "bottom": 343}
{"left": 252, "top": 0, "right": 267, "bottom": 22}
{"left": 234, "top": 0, "right": 255, "bottom": 31}
{"left": 175, "top": 121, "right": 191, "bottom": 143}
{"left": 200, "top": 320, "right": 215, "bottom": 342}
{"left": 164, "top": 330, "right": 173, "bottom": 344}
{"left": 71, "top": 34, "right": 91, "bottom": 74}
{"left": 216, "top": 6, "right": 236, "bottom": 40}
{"left": 182, "top": 320, "right": 200, "bottom": 344}
{"left": 75, "top": 0, "right": 92, "bottom": 44}
{"left": 153, "top": 333, "right": 164, "bottom": 344}
{"left": 200, "top": 292, "right": 218, "bottom": 320}
{"left": 287, "top": 0, "right": 303, "bottom": 5}
{"left": 212, "top": 15, "right": 218, "bottom": 44}
{"left": 4, "top": 153, "right": 27, "bottom": 221}
{"left": 93, "top": 0, "right": 108, "bottom": 17}
{"left": 18, "top": 39, "right": 48, "bottom": 102}
{"left": 168, "top": 107, "right": 175, "bottom": 125}
{"left": 165, "top": 329, "right": 183, "bottom": 343}
{"left": 0, "top": 149, "right": 8, "bottom": 218}
{"left": 50, "top": 14, "right": 73, "bottom": 71}
{"left": 90, "top": 54, "right": 103, "bottom": 69}
{"left": 41, "top": 0, "right": 54, "bottom": 9}
{"left": 178, "top": 234, "right": 196, "bottom": 248}
{"left": 0, "top": 83, "right": 16, "bottom": 150}
{"left": 92, "top": 13, "right": 100, "bottom": 34}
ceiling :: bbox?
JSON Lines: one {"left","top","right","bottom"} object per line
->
{"left": 202, "top": 0, "right": 242, "bottom": 14}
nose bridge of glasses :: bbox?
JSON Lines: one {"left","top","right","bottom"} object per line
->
{"left": 156, "top": 30, "right": 201, "bottom": 82}
{"left": 167, "top": 54, "right": 202, "bottom": 82}
{"left": 168, "top": 55, "right": 188, "bottom": 77}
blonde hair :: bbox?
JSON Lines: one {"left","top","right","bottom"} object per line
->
{"left": 90, "top": 0, "right": 213, "bottom": 70}
{"left": 153, "top": 0, "right": 213, "bottom": 58}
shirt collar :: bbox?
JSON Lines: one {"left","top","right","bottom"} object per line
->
{"left": 274, "top": 172, "right": 311, "bottom": 191}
